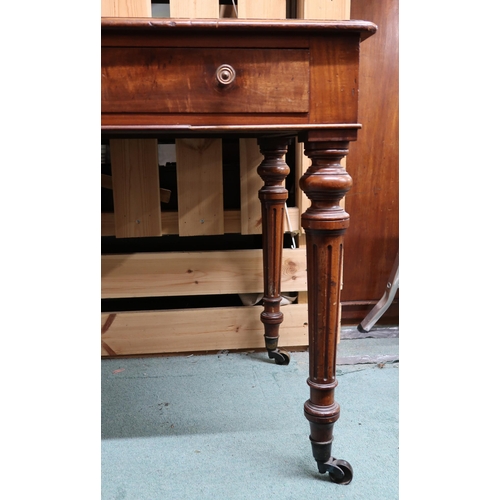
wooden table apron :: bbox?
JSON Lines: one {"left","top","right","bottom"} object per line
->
{"left": 101, "top": 17, "right": 377, "bottom": 483}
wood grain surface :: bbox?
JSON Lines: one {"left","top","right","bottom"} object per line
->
{"left": 342, "top": 0, "right": 399, "bottom": 319}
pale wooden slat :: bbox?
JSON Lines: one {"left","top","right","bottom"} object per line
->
{"left": 297, "top": 0, "right": 350, "bottom": 19}
{"left": 101, "top": 303, "right": 309, "bottom": 356}
{"left": 102, "top": 248, "right": 307, "bottom": 298}
{"left": 238, "top": 0, "right": 287, "bottom": 19}
{"left": 101, "top": 0, "right": 151, "bottom": 17}
{"left": 102, "top": 173, "right": 171, "bottom": 203}
{"left": 101, "top": 210, "right": 239, "bottom": 236}
{"left": 101, "top": 207, "right": 300, "bottom": 237}
{"left": 169, "top": 0, "right": 219, "bottom": 18}
{"left": 176, "top": 138, "right": 224, "bottom": 236}
{"left": 109, "top": 139, "right": 162, "bottom": 238}
{"left": 239, "top": 138, "right": 263, "bottom": 235}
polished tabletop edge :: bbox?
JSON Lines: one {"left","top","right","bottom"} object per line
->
{"left": 101, "top": 17, "right": 377, "bottom": 41}
{"left": 101, "top": 123, "right": 363, "bottom": 137}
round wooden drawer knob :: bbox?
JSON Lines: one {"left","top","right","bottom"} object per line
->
{"left": 216, "top": 64, "right": 236, "bottom": 85}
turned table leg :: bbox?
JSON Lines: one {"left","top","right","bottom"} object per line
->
{"left": 257, "top": 136, "right": 292, "bottom": 365}
{"left": 300, "top": 133, "right": 355, "bottom": 484}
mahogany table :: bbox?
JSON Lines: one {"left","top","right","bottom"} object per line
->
{"left": 101, "top": 17, "right": 377, "bottom": 484}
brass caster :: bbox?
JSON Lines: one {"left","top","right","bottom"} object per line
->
{"left": 317, "top": 457, "right": 353, "bottom": 485}
{"left": 268, "top": 349, "right": 291, "bottom": 365}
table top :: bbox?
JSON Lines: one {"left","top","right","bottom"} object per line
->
{"left": 101, "top": 17, "right": 377, "bottom": 40}
{"left": 101, "top": 18, "right": 377, "bottom": 137}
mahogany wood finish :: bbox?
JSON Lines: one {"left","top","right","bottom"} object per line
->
{"left": 343, "top": 0, "right": 399, "bottom": 322}
{"left": 299, "top": 131, "right": 353, "bottom": 472}
{"left": 257, "top": 137, "right": 292, "bottom": 365}
{"left": 101, "top": 18, "right": 376, "bottom": 482}
{"left": 101, "top": 18, "right": 376, "bottom": 131}
{"left": 102, "top": 48, "right": 310, "bottom": 114}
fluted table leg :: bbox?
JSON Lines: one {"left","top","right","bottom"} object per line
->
{"left": 257, "top": 136, "right": 292, "bottom": 365}
{"left": 300, "top": 131, "right": 355, "bottom": 484}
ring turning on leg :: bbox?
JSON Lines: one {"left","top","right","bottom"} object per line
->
{"left": 257, "top": 136, "right": 292, "bottom": 365}
{"left": 299, "top": 130, "right": 356, "bottom": 482}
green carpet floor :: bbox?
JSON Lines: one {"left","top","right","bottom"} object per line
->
{"left": 102, "top": 336, "right": 399, "bottom": 499}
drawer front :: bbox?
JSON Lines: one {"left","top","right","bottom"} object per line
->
{"left": 102, "top": 47, "right": 310, "bottom": 114}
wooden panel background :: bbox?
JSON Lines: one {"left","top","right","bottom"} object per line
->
{"left": 176, "top": 138, "right": 224, "bottom": 236}
{"left": 170, "top": 0, "right": 218, "bottom": 18}
{"left": 101, "top": 304, "right": 309, "bottom": 357}
{"left": 101, "top": 208, "right": 300, "bottom": 237}
{"left": 342, "top": 0, "right": 399, "bottom": 323}
{"left": 101, "top": 0, "right": 151, "bottom": 16}
{"left": 102, "top": 248, "right": 307, "bottom": 298}
{"left": 109, "top": 139, "right": 162, "bottom": 238}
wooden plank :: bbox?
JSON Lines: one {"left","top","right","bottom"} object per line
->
{"left": 176, "top": 138, "right": 224, "bottom": 236}
{"left": 342, "top": 0, "right": 399, "bottom": 322}
{"left": 109, "top": 139, "right": 162, "bottom": 238}
{"left": 102, "top": 1, "right": 160, "bottom": 239}
{"left": 101, "top": 0, "right": 151, "bottom": 17}
{"left": 102, "top": 173, "right": 171, "bottom": 203}
{"left": 297, "top": 0, "right": 350, "bottom": 19}
{"left": 101, "top": 303, "right": 309, "bottom": 356}
{"left": 170, "top": 0, "right": 219, "bottom": 18}
{"left": 239, "top": 138, "right": 263, "bottom": 235}
{"left": 238, "top": 0, "right": 287, "bottom": 19}
{"left": 102, "top": 248, "right": 307, "bottom": 298}
{"left": 101, "top": 207, "right": 300, "bottom": 237}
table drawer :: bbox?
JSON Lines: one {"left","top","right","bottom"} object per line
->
{"left": 101, "top": 47, "right": 310, "bottom": 114}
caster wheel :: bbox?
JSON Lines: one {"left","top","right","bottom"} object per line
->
{"left": 269, "top": 349, "right": 291, "bottom": 365}
{"left": 328, "top": 459, "right": 353, "bottom": 485}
